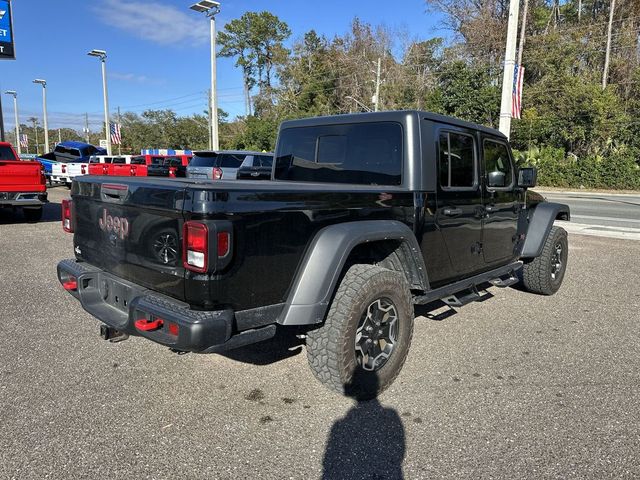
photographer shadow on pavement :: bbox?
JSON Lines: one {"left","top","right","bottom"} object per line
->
{"left": 322, "top": 369, "right": 406, "bottom": 480}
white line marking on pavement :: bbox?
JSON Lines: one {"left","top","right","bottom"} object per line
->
{"left": 571, "top": 214, "right": 640, "bottom": 224}
{"left": 536, "top": 189, "right": 640, "bottom": 198}
{"left": 557, "top": 221, "right": 640, "bottom": 241}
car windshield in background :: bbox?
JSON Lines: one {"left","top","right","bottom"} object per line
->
{"left": 0, "top": 146, "right": 18, "bottom": 160}
{"left": 274, "top": 122, "right": 402, "bottom": 185}
{"left": 190, "top": 153, "right": 246, "bottom": 168}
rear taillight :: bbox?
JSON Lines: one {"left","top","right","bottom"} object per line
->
{"left": 183, "top": 221, "right": 208, "bottom": 273}
{"left": 212, "top": 167, "right": 223, "bottom": 180}
{"left": 103, "top": 165, "right": 109, "bottom": 175}
{"left": 130, "top": 166, "right": 136, "bottom": 176}
{"left": 169, "top": 166, "right": 177, "bottom": 178}
{"left": 81, "top": 164, "right": 87, "bottom": 175}
{"left": 62, "top": 199, "right": 73, "bottom": 233}
{"left": 61, "top": 164, "right": 67, "bottom": 173}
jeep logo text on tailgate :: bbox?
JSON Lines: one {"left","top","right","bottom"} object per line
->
{"left": 99, "top": 209, "right": 130, "bottom": 239}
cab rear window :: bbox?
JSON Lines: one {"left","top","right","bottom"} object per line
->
{"left": 0, "top": 145, "right": 18, "bottom": 160}
{"left": 274, "top": 122, "right": 402, "bottom": 185}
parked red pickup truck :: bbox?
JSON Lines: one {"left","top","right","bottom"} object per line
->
{"left": 0, "top": 142, "right": 47, "bottom": 221}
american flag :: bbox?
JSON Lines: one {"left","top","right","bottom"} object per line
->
{"left": 512, "top": 64, "right": 525, "bottom": 120}
{"left": 110, "top": 123, "right": 122, "bottom": 145}
{"left": 19, "top": 133, "right": 28, "bottom": 148}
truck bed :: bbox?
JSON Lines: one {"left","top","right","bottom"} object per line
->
{"left": 71, "top": 176, "right": 414, "bottom": 311}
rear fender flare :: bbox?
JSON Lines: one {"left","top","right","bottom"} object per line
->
{"left": 278, "top": 220, "right": 428, "bottom": 326}
{"left": 521, "top": 202, "right": 570, "bottom": 259}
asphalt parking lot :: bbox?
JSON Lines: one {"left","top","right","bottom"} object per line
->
{"left": 1, "top": 186, "right": 639, "bottom": 479}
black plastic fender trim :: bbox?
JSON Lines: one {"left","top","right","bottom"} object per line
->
{"left": 521, "top": 202, "right": 570, "bottom": 259}
{"left": 278, "top": 220, "right": 428, "bottom": 326}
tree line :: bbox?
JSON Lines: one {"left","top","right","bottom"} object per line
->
{"left": 11, "top": 2, "right": 640, "bottom": 188}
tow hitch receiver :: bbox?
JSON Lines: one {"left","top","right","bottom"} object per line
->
{"left": 100, "top": 324, "right": 129, "bottom": 343}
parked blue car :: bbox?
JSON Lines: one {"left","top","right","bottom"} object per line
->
{"left": 37, "top": 141, "right": 106, "bottom": 183}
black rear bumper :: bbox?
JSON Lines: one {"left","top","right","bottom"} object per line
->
{"left": 56, "top": 259, "right": 275, "bottom": 353}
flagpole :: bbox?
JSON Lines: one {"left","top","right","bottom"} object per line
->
{"left": 117, "top": 106, "right": 122, "bottom": 155}
{"left": 499, "top": 0, "right": 520, "bottom": 138}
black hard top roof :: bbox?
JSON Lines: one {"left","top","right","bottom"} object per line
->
{"left": 279, "top": 110, "right": 506, "bottom": 139}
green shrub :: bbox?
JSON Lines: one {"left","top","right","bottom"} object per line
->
{"left": 513, "top": 146, "right": 640, "bottom": 190}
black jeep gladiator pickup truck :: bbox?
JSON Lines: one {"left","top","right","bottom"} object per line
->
{"left": 57, "top": 111, "right": 570, "bottom": 399}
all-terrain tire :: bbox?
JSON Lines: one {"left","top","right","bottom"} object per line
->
{"left": 306, "top": 264, "right": 414, "bottom": 400}
{"left": 521, "top": 226, "right": 568, "bottom": 295}
{"left": 23, "top": 207, "right": 43, "bottom": 222}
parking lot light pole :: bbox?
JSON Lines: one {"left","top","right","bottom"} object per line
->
{"left": 32, "top": 80, "right": 49, "bottom": 154}
{"left": 88, "top": 49, "right": 111, "bottom": 155}
{"left": 4, "top": 90, "right": 20, "bottom": 154}
{"left": 190, "top": 0, "right": 221, "bottom": 151}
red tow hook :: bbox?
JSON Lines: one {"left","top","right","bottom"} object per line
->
{"left": 62, "top": 279, "right": 78, "bottom": 291}
{"left": 134, "top": 318, "right": 164, "bottom": 332}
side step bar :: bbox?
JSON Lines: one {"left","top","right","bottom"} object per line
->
{"left": 414, "top": 261, "right": 522, "bottom": 306}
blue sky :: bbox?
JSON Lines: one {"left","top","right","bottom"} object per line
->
{"left": 1, "top": 0, "right": 443, "bottom": 132}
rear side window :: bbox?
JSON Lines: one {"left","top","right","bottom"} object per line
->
{"left": 131, "top": 156, "right": 145, "bottom": 165}
{"left": 112, "top": 157, "right": 126, "bottom": 164}
{"left": 0, "top": 145, "right": 18, "bottom": 160}
{"left": 274, "top": 122, "right": 402, "bottom": 185}
{"left": 438, "top": 132, "right": 476, "bottom": 189}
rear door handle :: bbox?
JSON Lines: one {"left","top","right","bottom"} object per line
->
{"left": 443, "top": 207, "right": 463, "bottom": 216}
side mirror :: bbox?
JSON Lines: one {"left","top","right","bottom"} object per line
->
{"left": 517, "top": 167, "right": 537, "bottom": 188}
{"left": 488, "top": 170, "right": 506, "bottom": 188}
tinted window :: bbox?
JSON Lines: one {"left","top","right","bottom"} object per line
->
{"left": 484, "top": 140, "right": 513, "bottom": 188}
{"left": 439, "top": 132, "right": 476, "bottom": 189}
{"left": 131, "top": 156, "right": 146, "bottom": 165}
{"left": 189, "top": 153, "right": 245, "bottom": 168}
{"left": 112, "top": 157, "right": 126, "bottom": 164}
{"left": 0, "top": 145, "right": 18, "bottom": 160}
{"left": 104, "top": 157, "right": 113, "bottom": 164}
{"left": 219, "top": 154, "right": 246, "bottom": 168}
{"left": 258, "top": 155, "right": 273, "bottom": 167}
{"left": 151, "top": 156, "right": 164, "bottom": 165}
{"left": 188, "top": 153, "right": 216, "bottom": 167}
{"left": 274, "top": 122, "right": 402, "bottom": 185}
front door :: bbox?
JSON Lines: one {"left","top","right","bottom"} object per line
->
{"left": 481, "top": 137, "right": 520, "bottom": 265}
{"left": 435, "top": 129, "right": 485, "bottom": 280}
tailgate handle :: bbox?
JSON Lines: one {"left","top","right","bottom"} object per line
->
{"left": 101, "top": 183, "right": 129, "bottom": 201}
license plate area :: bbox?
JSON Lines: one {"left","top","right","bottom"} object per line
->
{"left": 98, "top": 276, "right": 135, "bottom": 313}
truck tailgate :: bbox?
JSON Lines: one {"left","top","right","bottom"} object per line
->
{"left": 0, "top": 161, "right": 46, "bottom": 192}
{"left": 72, "top": 177, "right": 187, "bottom": 301}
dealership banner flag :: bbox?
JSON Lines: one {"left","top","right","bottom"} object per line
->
{"left": 19, "top": 133, "right": 28, "bottom": 148}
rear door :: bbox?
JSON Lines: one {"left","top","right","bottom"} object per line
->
{"left": 73, "top": 178, "right": 188, "bottom": 300}
{"left": 481, "top": 137, "right": 520, "bottom": 265}
{"left": 435, "top": 128, "right": 485, "bottom": 279}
